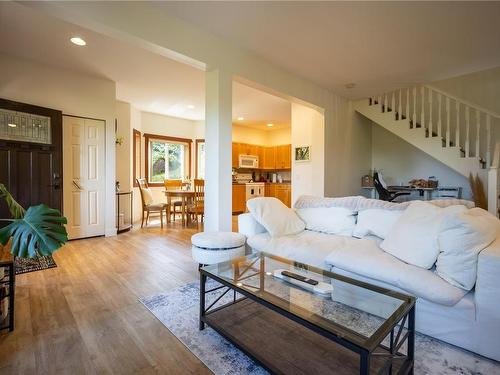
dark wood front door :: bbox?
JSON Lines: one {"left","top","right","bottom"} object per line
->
{"left": 0, "top": 98, "right": 62, "bottom": 219}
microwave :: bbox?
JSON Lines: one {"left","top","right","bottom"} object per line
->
{"left": 239, "top": 154, "right": 259, "bottom": 169}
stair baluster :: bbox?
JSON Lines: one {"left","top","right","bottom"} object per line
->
{"left": 384, "top": 94, "right": 388, "bottom": 113}
{"left": 398, "top": 90, "right": 402, "bottom": 120}
{"left": 446, "top": 97, "right": 450, "bottom": 148}
{"left": 412, "top": 87, "right": 417, "bottom": 128}
{"left": 421, "top": 86, "right": 425, "bottom": 130}
{"left": 465, "top": 106, "right": 470, "bottom": 157}
{"left": 437, "top": 93, "right": 442, "bottom": 139}
{"left": 406, "top": 88, "right": 410, "bottom": 121}
{"left": 476, "top": 109, "right": 481, "bottom": 158}
{"left": 391, "top": 92, "right": 395, "bottom": 115}
{"left": 486, "top": 115, "right": 492, "bottom": 168}
{"left": 429, "top": 89, "right": 433, "bottom": 137}
{"left": 455, "top": 101, "right": 460, "bottom": 150}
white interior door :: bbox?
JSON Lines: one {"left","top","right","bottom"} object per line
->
{"left": 63, "top": 116, "right": 105, "bottom": 239}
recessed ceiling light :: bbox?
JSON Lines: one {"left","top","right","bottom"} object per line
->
{"left": 187, "top": 104, "right": 195, "bottom": 109}
{"left": 267, "top": 123, "right": 274, "bottom": 127}
{"left": 8, "top": 123, "right": 16, "bottom": 128}
{"left": 70, "top": 37, "right": 86, "bottom": 46}
{"left": 237, "top": 116, "right": 244, "bottom": 121}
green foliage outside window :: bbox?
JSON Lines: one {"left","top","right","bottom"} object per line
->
{"left": 150, "top": 141, "right": 184, "bottom": 182}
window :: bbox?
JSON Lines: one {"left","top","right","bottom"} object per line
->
{"left": 195, "top": 139, "right": 205, "bottom": 179}
{"left": 144, "top": 134, "right": 191, "bottom": 185}
{"left": 132, "top": 129, "right": 141, "bottom": 186}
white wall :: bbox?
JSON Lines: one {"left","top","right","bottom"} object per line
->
{"left": 267, "top": 127, "right": 292, "bottom": 145}
{"left": 372, "top": 125, "right": 472, "bottom": 199}
{"left": 116, "top": 101, "right": 132, "bottom": 191}
{"left": 0, "top": 53, "right": 117, "bottom": 236}
{"left": 291, "top": 103, "right": 325, "bottom": 204}
{"left": 232, "top": 124, "right": 291, "bottom": 146}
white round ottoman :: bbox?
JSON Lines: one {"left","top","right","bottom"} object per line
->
{"left": 191, "top": 231, "right": 246, "bottom": 266}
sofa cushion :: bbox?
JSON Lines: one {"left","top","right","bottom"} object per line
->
{"left": 247, "top": 230, "right": 361, "bottom": 269}
{"left": 436, "top": 208, "right": 500, "bottom": 290}
{"left": 247, "top": 197, "right": 305, "bottom": 237}
{"left": 325, "top": 238, "right": 467, "bottom": 306}
{"left": 380, "top": 201, "right": 466, "bottom": 269}
{"left": 296, "top": 207, "right": 356, "bottom": 236}
{"left": 353, "top": 208, "right": 403, "bottom": 239}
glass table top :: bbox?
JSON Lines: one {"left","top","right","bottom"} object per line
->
{"left": 202, "top": 252, "right": 415, "bottom": 350}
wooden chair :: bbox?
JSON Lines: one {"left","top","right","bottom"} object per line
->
{"left": 136, "top": 178, "right": 169, "bottom": 228}
{"left": 187, "top": 179, "right": 204, "bottom": 225}
{"left": 164, "top": 179, "right": 183, "bottom": 221}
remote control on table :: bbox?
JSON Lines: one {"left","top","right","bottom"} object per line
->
{"left": 281, "top": 271, "right": 319, "bottom": 286}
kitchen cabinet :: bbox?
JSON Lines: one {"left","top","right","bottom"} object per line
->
{"left": 265, "top": 183, "right": 275, "bottom": 197}
{"left": 232, "top": 184, "right": 246, "bottom": 213}
{"left": 232, "top": 142, "right": 291, "bottom": 170}
{"left": 265, "top": 183, "right": 291, "bottom": 207}
{"left": 262, "top": 147, "right": 276, "bottom": 170}
{"left": 275, "top": 184, "right": 292, "bottom": 207}
{"left": 275, "top": 144, "right": 291, "bottom": 170}
{"left": 232, "top": 143, "right": 240, "bottom": 168}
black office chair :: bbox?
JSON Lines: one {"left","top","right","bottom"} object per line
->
{"left": 373, "top": 172, "right": 411, "bottom": 202}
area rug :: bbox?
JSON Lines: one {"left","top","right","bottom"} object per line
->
{"left": 14, "top": 255, "right": 57, "bottom": 275}
{"left": 140, "top": 281, "right": 500, "bottom": 375}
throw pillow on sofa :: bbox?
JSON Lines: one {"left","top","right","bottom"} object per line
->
{"left": 436, "top": 208, "right": 500, "bottom": 290}
{"left": 247, "top": 197, "right": 305, "bottom": 237}
{"left": 380, "top": 201, "right": 467, "bottom": 269}
{"left": 352, "top": 209, "right": 403, "bottom": 239}
{"left": 296, "top": 207, "right": 356, "bottom": 236}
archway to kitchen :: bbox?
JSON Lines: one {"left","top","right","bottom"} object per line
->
{"left": 227, "top": 78, "right": 325, "bottom": 218}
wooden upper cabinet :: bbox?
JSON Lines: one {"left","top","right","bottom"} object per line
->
{"left": 232, "top": 143, "right": 240, "bottom": 168}
{"left": 262, "top": 147, "right": 276, "bottom": 170}
{"left": 231, "top": 142, "right": 290, "bottom": 170}
{"left": 248, "top": 144, "right": 259, "bottom": 157}
{"left": 275, "top": 144, "right": 291, "bottom": 170}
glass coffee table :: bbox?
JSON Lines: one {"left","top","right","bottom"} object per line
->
{"left": 199, "top": 252, "right": 416, "bottom": 375}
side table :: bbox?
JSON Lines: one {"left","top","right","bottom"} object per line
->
{"left": 0, "top": 245, "right": 15, "bottom": 332}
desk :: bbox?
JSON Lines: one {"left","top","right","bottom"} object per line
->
{"left": 164, "top": 190, "right": 195, "bottom": 226}
{"left": 362, "top": 186, "right": 437, "bottom": 201}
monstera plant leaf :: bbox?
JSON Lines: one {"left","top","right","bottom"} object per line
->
{"left": 0, "top": 183, "right": 25, "bottom": 219}
{"left": 0, "top": 204, "right": 68, "bottom": 258}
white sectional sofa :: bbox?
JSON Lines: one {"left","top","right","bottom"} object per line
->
{"left": 238, "top": 196, "right": 500, "bottom": 361}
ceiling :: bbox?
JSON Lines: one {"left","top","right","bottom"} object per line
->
{"left": 155, "top": 1, "right": 500, "bottom": 98}
{"left": 0, "top": 2, "right": 291, "bottom": 128}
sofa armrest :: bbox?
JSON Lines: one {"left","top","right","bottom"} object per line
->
{"left": 476, "top": 235, "right": 500, "bottom": 317}
{"left": 238, "top": 213, "right": 267, "bottom": 237}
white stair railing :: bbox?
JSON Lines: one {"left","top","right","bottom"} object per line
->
{"left": 368, "top": 84, "right": 500, "bottom": 169}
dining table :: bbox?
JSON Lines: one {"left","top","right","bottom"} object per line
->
{"left": 163, "top": 189, "right": 195, "bottom": 226}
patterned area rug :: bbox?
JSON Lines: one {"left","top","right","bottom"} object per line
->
{"left": 140, "top": 281, "right": 500, "bottom": 375}
{"left": 15, "top": 255, "right": 57, "bottom": 275}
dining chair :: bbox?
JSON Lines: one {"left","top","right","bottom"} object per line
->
{"left": 187, "top": 179, "right": 204, "bottom": 226}
{"left": 136, "top": 178, "right": 169, "bottom": 228}
{"left": 164, "top": 179, "right": 183, "bottom": 222}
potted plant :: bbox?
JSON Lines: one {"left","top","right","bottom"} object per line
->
{"left": 0, "top": 183, "right": 68, "bottom": 258}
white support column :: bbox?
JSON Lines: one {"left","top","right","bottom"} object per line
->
{"left": 204, "top": 68, "right": 233, "bottom": 232}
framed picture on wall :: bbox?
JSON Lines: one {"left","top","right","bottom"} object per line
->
{"left": 294, "top": 146, "right": 311, "bottom": 162}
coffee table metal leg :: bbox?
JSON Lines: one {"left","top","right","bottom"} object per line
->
{"left": 199, "top": 272, "right": 207, "bottom": 330}
{"left": 360, "top": 350, "right": 370, "bottom": 375}
{"left": 408, "top": 305, "right": 416, "bottom": 374}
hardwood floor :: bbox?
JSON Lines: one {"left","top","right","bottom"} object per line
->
{"left": 0, "top": 217, "right": 238, "bottom": 374}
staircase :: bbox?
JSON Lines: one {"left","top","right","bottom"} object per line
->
{"left": 354, "top": 84, "right": 500, "bottom": 214}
